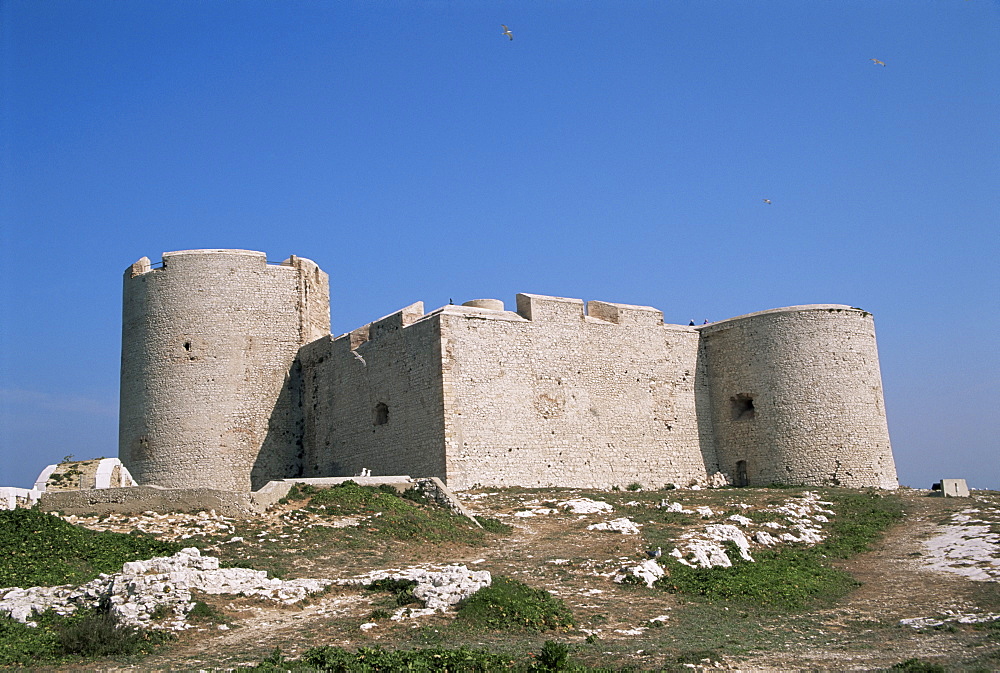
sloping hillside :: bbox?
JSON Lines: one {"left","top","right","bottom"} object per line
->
{"left": 2, "top": 485, "right": 999, "bottom": 671}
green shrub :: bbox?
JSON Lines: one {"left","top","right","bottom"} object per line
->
{"left": 250, "top": 644, "right": 515, "bottom": 671}
{"left": 366, "top": 578, "right": 422, "bottom": 607}
{"left": 626, "top": 482, "right": 643, "bottom": 492}
{"left": 399, "top": 486, "right": 430, "bottom": 505}
{"left": 0, "top": 608, "right": 170, "bottom": 666}
{"left": 475, "top": 516, "right": 513, "bottom": 534}
{"left": 281, "top": 483, "right": 318, "bottom": 503}
{"left": 534, "top": 640, "right": 570, "bottom": 671}
{"left": 57, "top": 611, "right": 162, "bottom": 657}
{"left": 301, "top": 481, "right": 485, "bottom": 545}
{"left": 455, "top": 577, "right": 574, "bottom": 632}
{"left": 0, "top": 508, "right": 180, "bottom": 588}
{"left": 186, "top": 600, "right": 229, "bottom": 625}
{"left": 886, "top": 658, "right": 947, "bottom": 672}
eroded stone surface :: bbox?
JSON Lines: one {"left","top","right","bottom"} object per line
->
{"left": 0, "top": 548, "right": 331, "bottom": 631}
{"left": 338, "top": 564, "right": 491, "bottom": 617}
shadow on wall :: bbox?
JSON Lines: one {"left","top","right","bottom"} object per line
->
{"left": 694, "top": 340, "right": 722, "bottom": 484}
{"left": 252, "top": 358, "right": 305, "bottom": 490}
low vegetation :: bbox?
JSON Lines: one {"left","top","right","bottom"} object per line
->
{"left": 0, "top": 509, "right": 181, "bottom": 666}
{"left": 0, "top": 606, "right": 172, "bottom": 666}
{"left": 0, "top": 507, "right": 180, "bottom": 588}
{"left": 455, "top": 576, "right": 575, "bottom": 632}
{"left": 283, "top": 481, "right": 487, "bottom": 545}
{"left": 247, "top": 644, "right": 519, "bottom": 672}
{"left": 658, "top": 490, "right": 905, "bottom": 609}
{"left": 2, "top": 486, "right": 993, "bottom": 670}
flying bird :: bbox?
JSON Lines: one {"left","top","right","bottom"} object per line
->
{"left": 352, "top": 350, "right": 366, "bottom": 366}
{"left": 870, "top": 58, "right": 886, "bottom": 66}
{"left": 763, "top": 199, "right": 772, "bottom": 205}
{"left": 501, "top": 24, "right": 513, "bottom": 41}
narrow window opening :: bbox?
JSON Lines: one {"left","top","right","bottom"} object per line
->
{"left": 374, "top": 402, "right": 389, "bottom": 426}
{"left": 730, "top": 393, "right": 755, "bottom": 420}
{"left": 183, "top": 341, "right": 192, "bottom": 351}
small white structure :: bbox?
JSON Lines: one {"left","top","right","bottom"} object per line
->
{"left": 1, "top": 458, "right": 137, "bottom": 510}
{"left": 0, "top": 488, "right": 41, "bottom": 510}
{"left": 940, "top": 479, "right": 970, "bottom": 498}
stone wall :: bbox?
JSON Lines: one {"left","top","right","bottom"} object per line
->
{"left": 119, "top": 250, "right": 330, "bottom": 491}
{"left": 298, "top": 303, "right": 448, "bottom": 481}
{"left": 115, "top": 248, "right": 898, "bottom": 492}
{"left": 438, "top": 295, "right": 717, "bottom": 490}
{"left": 699, "top": 305, "right": 897, "bottom": 488}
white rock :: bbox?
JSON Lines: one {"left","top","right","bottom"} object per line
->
{"left": 613, "top": 559, "right": 664, "bottom": 588}
{"left": 340, "top": 565, "right": 491, "bottom": 615}
{"left": 559, "top": 498, "right": 613, "bottom": 514}
{"left": 587, "top": 518, "right": 641, "bottom": 535}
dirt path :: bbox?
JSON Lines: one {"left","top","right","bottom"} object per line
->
{"left": 736, "top": 493, "right": 1000, "bottom": 671}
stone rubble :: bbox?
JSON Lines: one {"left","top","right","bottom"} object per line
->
{"left": 921, "top": 504, "right": 1000, "bottom": 581}
{"left": 900, "top": 611, "right": 1000, "bottom": 629}
{"left": 613, "top": 492, "right": 837, "bottom": 584}
{"left": 587, "top": 517, "right": 641, "bottom": 535}
{"left": 509, "top": 497, "right": 613, "bottom": 518}
{"left": 60, "top": 510, "right": 238, "bottom": 541}
{"left": 338, "top": 564, "right": 491, "bottom": 619}
{"left": 0, "top": 548, "right": 331, "bottom": 631}
{"left": 612, "top": 559, "right": 665, "bottom": 588}
{"left": 668, "top": 491, "right": 833, "bottom": 569}
{"left": 559, "top": 498, "right": 614, "bottom": 514}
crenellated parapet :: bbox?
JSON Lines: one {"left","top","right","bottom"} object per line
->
{"left": 117, "top": 251, "right": 897, "bottom": 493}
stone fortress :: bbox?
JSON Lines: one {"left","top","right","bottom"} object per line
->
{"left": 118, "top": 249, "right": 899, "bottom": 494}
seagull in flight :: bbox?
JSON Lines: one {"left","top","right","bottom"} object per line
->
{"left": 501, "top": 24, "right": 514, "bottom": 41}
{"left": 762, "top": 199, "right": 772, "bottom": 205}
{"left": 870, "top": 58, "right": 886, "bottom": 66}
{"left": 352, "top": 350, "right": 366, "bottom": 366}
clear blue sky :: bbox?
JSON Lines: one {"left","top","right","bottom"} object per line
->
{"left": 1, "top": 1, "right": 997, "bottom": 490}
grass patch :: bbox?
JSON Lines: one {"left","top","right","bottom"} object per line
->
{"left": 658, "top": 489, "right": 904, "bottom": 610}
{"left": 0, "top": 508, "right": 181, "bottom": 588}
{"left": 302, "top": 481, "right": 487, "bottom": 545}
{"left": 186, "top": 600, "right": 230, "bottom": 625}
{"left": 247, "top": 644, "right": 521, "bottom": 671}
{"left": 366, "top": 577, "right": 423, "bottom": 607}
{"left": 820, "top": 490, "right": 906, "bottom": 558}
{"left": 0, "top": 608, "right": 171, "bottom": 666}
{"left": 476, "top": 516, "right": 513, "bottom": 534}
{"left": 659, "top": 545, "right": 858, "bottom": 609}
{"left": 455, "top": 576, "right": 574, "bottom": 632}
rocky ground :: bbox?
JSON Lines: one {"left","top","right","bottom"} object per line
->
{"left": 14, "top": 486, "right": 1000, "bottom": 671}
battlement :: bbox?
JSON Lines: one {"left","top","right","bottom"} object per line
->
{"left": 586, "top": 300, "right": 664, "bottom": 327}
{"left": 515, "top": 293, "right": 585, "bottom": 321}
{"left": 126, "top": 249, "right": 321, "bottom": 279}
{"left": 119, "top": 249, "right": 897, "bottom": 493}
{"left": 697, "top": 304, "right": 870, "bottom": 334}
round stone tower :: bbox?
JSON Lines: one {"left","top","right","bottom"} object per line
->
{"left": 699, "top": 305, "right": 897, "bottom": 489}
{"left": 119, "top": 250, "right": 330, "bottom": 491}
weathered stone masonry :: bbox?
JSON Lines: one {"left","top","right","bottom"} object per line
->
{"left": 119, "top": 250, "right": 898, "bottom": 491}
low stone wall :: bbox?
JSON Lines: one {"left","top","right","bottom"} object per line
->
{"left": 39, "top": 486, "right": 261, "bottom": 517}
{"left": 38, "top": 476, "right": 480, "bottom": 525}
